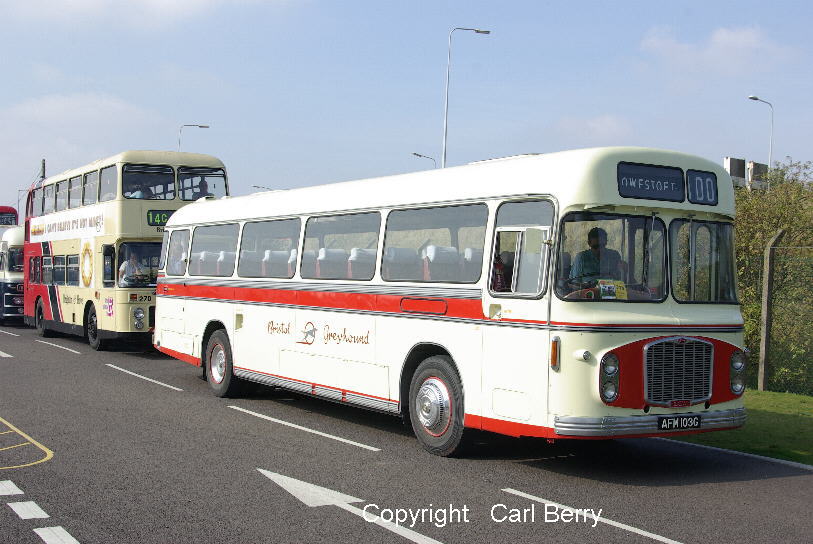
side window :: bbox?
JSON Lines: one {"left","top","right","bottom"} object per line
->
{"left": 382, "top": 204, "right": 488, "bottom": 283}
{"left": 42, "top": 256, "right": 53, "bottom": 285}
{"left": 122, "top": 164, "right": 175, "bottom": 200}
{"left": 99, "top": 165, "right": 117, "bottom": 202}
{"left": 53, "top": 256, "right": 66, "bottom": 285}
{"left": 67, "top": 255, "right": 80, "bottom": 286}
{"left": 30, "top": 257, "right": 41, "bottom": 283}
{"left": 69, "top": 176, "right": 82, "bottom": 208}
{"left": 179, "top": 167, "right": 228, "bottom": 200}
{"left": 83, "top": 171, "right": 99, "bottom": 205}
{"left": 189, "top": 224, "right": 239, "bottom": 277}
{"left": 238, "top": 218, "right": 301, "bottom": 278}
{"left": 490, "top": 200, "right": 554, "bottom": 296}
{"left": 43, "top": 185, "right": 55, "bottom": 214}
{"left": 55, "top": 181, "right": 68, "bottom": 211}
{"left": 33, "top": 188, "right": 43, "bottom": 217}
{"left": 301, "top": 213, "right": 380, "bottom": 280}
{"left": 158, "top": 231, "right": 169, "bottom": 271}
{"left": 166, "top": 230, "right": 190, "bottom": 276}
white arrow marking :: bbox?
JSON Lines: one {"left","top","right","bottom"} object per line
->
{"left": 8, "top": 500, "right": 49, "bottom": 519}
{"left": 0, "top": 350, "right": 12, "bottom": 358}
{"left": 0, "top": 480, "right": 24, "bottom": 495}
{"left": 258, "top": 469, "right": 445, "bottom": 544}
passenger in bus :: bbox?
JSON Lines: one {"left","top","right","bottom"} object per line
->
{"left": 568, "top": 227, "right": 623, "bottom": 286}
{"left": 118, "top": 251, "right": 144, "bottom": 286}
{"left": 131, "top": 185, "right": 155, "bottom": 199}
{"left": 191, "top": 180, "right": 213, "bottom": 200}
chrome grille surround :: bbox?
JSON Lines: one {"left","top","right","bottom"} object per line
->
{"left": 644, "top": 336, "right": 713, "bottom": 407}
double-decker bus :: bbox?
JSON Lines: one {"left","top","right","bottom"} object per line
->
{"left": 154, "top": 147, "right": 746, "bottom": 456}
{"left": 0, "top": 226, "right": 24, "bottom": 321}
{"left": 24, "top": 151, "right": 228, "bottom": 350}
{"left": 0, "top": 206, "right": 18, "bottom": 227}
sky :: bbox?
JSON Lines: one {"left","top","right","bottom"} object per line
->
{"left": 0, "top": 0, "right": 810, "bottom": 213}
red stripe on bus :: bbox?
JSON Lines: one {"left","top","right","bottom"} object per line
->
{"left": 155, "top": 345, "right": 201, "bottom": 366}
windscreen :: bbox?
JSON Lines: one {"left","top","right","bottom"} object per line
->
{"left": 117, "top": 242, "right": 162, "bottom": 287}
{"left": 670, "top": 220, "right": 737, "bottom": 303}
{"left": 122, "top": 164, "right": 175, "bottom": 200}
{"left": 7, "top": 247, "right": 23, "bottom": 272}
{"left": 179, "top": 167, "right": 228, "bottom": 200}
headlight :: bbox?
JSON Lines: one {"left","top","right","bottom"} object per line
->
{"left": 601, "top": 380, "right": 618, "bottom": 402}
{"left": 134, "top": 320, "right": 144, "bottom": 330}
{"left": 601, "top": 353, "right": 619, "bottom": 376}
{"left": 133, "top": 308, "right": 145, "bottom": 320}
{"left": 730, "top": 350, "right": 746, "bottom": 372}
{"left": 730, "top": 350, "right": 747, "bottom": 395}
{"left": 730, "top": 374, "right": 745, "bottom": 395}
{"left": 12, "top": 296, "right": 22, "bottom": 305}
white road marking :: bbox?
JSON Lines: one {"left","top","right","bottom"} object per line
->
{"left": 8, "top": 501, "right": 49, "bottom": 519}
{"left": 34, "top": 341, "right": 81, "bottom": 355}
{"left": 656, "top": 438, "right": 813, "bottom": 472}
{"left": 0, "top": 480, "right": 24, "bottom": 495}
{"left": 105, "top": 364, "right": 183, "bottom": 391}
{"left": 230, "top": 406, "right": 380, "bottom": 451}
{"left": 33, "top": 526, "right": 80, "bottom": 544}
{"left": 0, "top": 350, "right": 12, "bottom": 358}
{"left": 0, "top": 329, "right": 20, "bottom": 336}
{"left": 258, "top": 469, "right": 443, "bottom": 544}
{"left": 502, "top": 488, "right": 683, "bottom": 544}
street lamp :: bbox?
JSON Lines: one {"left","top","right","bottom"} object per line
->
{"left": 178, "top": 124, "right": 210, "bottom": 151}
{"left": 412, "top": 152, "right": 437, "bottom": 169}
{"left": 747, "top": 95, "right": 773, "bottom": 168}
{"left": 441, "top": 27, "right": 491, "bottom": 168}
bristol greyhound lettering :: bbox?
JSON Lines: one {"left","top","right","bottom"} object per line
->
{"left": 297, "top": 322, "right": 317, "bottom": 345}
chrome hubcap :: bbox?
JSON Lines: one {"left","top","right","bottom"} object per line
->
{"left": 416, "top": 377, "right": 451, "bottom": 436}
{"left": 210, "top": 344, "right": 226, "bottom": 384}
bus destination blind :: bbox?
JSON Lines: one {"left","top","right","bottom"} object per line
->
{"left": 147, "top": 209, "right": 174, "bottom": 227}
{"left": 686, "top": 170, "right": 718, "bottom": 205}
{"left": 617, "top": 162, "right": 685, "bottom": 202}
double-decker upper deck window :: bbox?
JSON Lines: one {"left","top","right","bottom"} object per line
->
{"left": 99, "top": 166, "right": 117, "bottom": 202}
{"left": 166, "top": 230, "right": 190, "bottom": 276}
{"left": 83, "top": 171, "right": 99, "bottom": 205}
{"left": 490, "top": 200, "right": 554, "bottom": 296}
{"left": 55, "top": 181, "right": 68, "bottom": 211}
{"left": 69, "top": 176, "right": 82, "bottom": 208}
{"left": 189, "top": 224, "right": 239, "bottom": 277}
{"left": 670, "top": 220, "right": 737, "bottom": 303}
{"left": 43, "top": 185, "right": 55, "bottom": 214}
{"left": 238, "top": 218, "right": 301, "bottom": 279}
{"left": 556, "top": 212, "right": 667, "bottom": 302}
{"left": 123, "top": 164, "right": 175, "bottom": 200}
{"left": 179, "top": 167, "right": 228, "bottom": 201}
{"left": 31, "top": 188, "right": 43, "bottom": 217}
{"left": 302, "top": 213, "right": 380, "bottom": 280}
{"left": 382, "top": 204, "right": 488, "bottom": 283}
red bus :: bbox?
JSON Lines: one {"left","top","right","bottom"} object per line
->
{"left": 0, "top": 206, "right": 17, "bottom": 227}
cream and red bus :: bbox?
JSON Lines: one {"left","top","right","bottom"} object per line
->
{"left": 0, "top": 226, "right": 25, "bottom": 322}
{"left": 24, "top": 150, "right": 228, "bottom": 350}
{"left": 154, "top": 147, "right": 746, "bottom": 456}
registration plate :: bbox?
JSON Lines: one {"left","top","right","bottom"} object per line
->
{"left": 657, "top": 415, "right": 701, "bottom": 431}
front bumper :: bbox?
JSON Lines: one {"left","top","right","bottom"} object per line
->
{"left": 554, "top": 407, "right": 746, "bottom": 437}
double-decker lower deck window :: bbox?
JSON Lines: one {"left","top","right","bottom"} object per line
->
{"left": 238, "top": 218, "right": 301, "bottom": 279}
{"left": 302, "top": 213, "right": 380, "bottom": 280}
{"left": 67, "top": 255, "right": 79, "bottom": 286}
{"left": 189, "top": 224, "right": 239, "bottom": 277}
{"left": 53, "top": 256, "right": 66, "bottom": 285}
{"left": 382, "top": 204, "right": 488, "bottom": 283}
{"left": 42, "top": 256, "right": 53, "bottom": 285}
{"left": 670, "top": 220, "right": 737, "bottom": 303}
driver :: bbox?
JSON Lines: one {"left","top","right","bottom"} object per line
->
{"left": 569, "top": 227, "right": 623, "bottom": 286}
{"left": 191, "top": 179, "right": 213, "bottom": 200}
{"left": 118, "top": 251, "right": 143, "bottom": 286}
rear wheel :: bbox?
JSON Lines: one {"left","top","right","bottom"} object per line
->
{"left": 408, "top": 355, "right": 466, "bottom": 457}
{"left": 205, "top": 330, "right": 242, "bottom": 397}
{"left": 35, "top": 299, "right": 52, "bottom": 338}
{"left": 86, "top": 305, "right": 106, "bottom": 351}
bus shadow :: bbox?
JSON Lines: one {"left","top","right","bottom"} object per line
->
{"left": 464, "top": 436, "right": 809, "bottom": 486}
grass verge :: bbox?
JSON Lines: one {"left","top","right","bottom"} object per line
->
{"left": 671, "top": 390, "right": 812, "bottom": 465}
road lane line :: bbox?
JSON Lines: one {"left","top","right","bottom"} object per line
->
{"left": 502, "top": 488, "right": 683, "bottom": 544}
{"left": 34, "top": 341, "right": 81, "bottom": 355}
{"left": 33, "top": 526, "right": 80, "bottom": 544}
{"left": 229, "top": 406, "right": 380, "bottom": 451}
{"left": 105, "top": 364, "right": 183, "bottom": 391}
{"left": 8, "top": 501, "right": 49, "bottom": 519}
{"left": 656, "top": 438, "right": 813, "bottom": 472}
{"left": 0, "top": 442, "right": 31, "bottom": 452}
{"left": 0, "top": 480, "right": 24, "bottom": 495}
{"left": 0, "top": 330, "right": 20, "bottom": 337}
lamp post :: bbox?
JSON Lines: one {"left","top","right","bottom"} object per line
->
{"left": 441, "top": 27, "right": 491, "bottom": 168}
{"left": 412, "top": 152, "right": 437, "bottom": 169}
{"left": 747, "top": 95, "right": 773, "bottom": 168}
{"left": 178, "top": 124, "right": 210, "bottom": 151}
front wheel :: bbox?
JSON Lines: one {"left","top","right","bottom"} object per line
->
{"left": 35, "top": 300, "right": 53, "bottom": 338}
{"left": 408, "top": 355, "right": 466, "bottom": 457}
{"left": 205, "top": 330, "right": 243, "bottom": 398}
{"left": 86, "top": 305, "right": 106, "bottom": 351}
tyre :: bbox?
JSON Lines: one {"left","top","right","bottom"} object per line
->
{"left": 86, "top": 305, "right": 106, "bottom": 351}
{"left": 408, "top": 355, "right": 466, "bottom": 457}
{"left": 35, "top": 299, "right": 53, "bottom": 338}
{"left": 205, "top": 330, "right": 243, "bottom": 397}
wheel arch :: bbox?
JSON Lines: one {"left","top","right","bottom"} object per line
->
{"left": 398, "top": 342, "right": 461, "bottom": 419}
{"left": 201, "top": 319, "right": 227, "bottom": 365}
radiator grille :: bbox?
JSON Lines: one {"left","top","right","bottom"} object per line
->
{"left": 645, "top": 337, "right": 712, "bottom": 405}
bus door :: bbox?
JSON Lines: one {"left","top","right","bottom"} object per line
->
{"left": 159, "top": 229, "right": 192, "bottom": 353}
{"left": 480, "top": 200, "right": 554, "bottom": 426}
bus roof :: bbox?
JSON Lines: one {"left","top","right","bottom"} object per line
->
{"left": 1, "top": 225, "right": 24, "bottom": 245}
{"left": 168, "top": 146, "right": 734, "bottom": 228}
{"left": 34, "top": 150, "right": 225, "bottom": 190}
